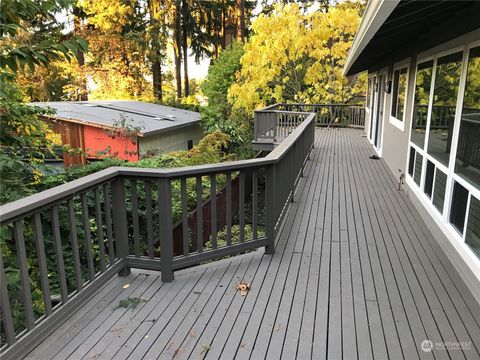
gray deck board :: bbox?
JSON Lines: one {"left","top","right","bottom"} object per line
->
{"left": 26, "top": 128, "right": 480, "bottom": 360}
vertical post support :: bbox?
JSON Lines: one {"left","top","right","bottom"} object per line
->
{"left": 265, "top": 164, "right": 276, "bottom": 254}
{"left": 111, "top": 178, "right": 130, "bottom": 276}
{"left": 158, "top": 178, "right": 174, "bottom": 282}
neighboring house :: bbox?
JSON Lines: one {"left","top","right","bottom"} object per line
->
{"left": 344, "top": 1, "right": 480, "bottom": 292}
{"left": 34, "top": 100, "right": 203, "bottom": 166}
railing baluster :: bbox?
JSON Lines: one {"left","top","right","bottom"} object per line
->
{"left": 210, "top": 174, "right": 217, "bottom": 249}
{"left": 239, "top": 171, "right": 245, "bottom": 243}
{"left": 32, "top": 213, "right": 52, "bottom": 316}
{"left": 130, "top": 179, "right": 141, "bottom": 257}
{"left": 145, "top": 180, "right": 154, "bottom": 258}
{"left": 252, "top": 169, "right": 258, "bottom": 240}
{"left": 181, "top": 178, "right": 189, "bottom": 255}
{"left": 226, "top": 172, "right": 232, "bottom": 246}
{"left": 51, "top": 206, "right": 68, "bottom": 303}
{"left": 111, "top": 178, "right": 130, "bottom": 276}
{"left": 0, "top": 250, "right": 16, "bottom": 345}
{"left": 68, "top": 199, "right": 83, "bottom": 291}
{"left": 103, "top": 184, "right": 115, "bottom": 265}
{"left": 81, "top": 193, "right": 95, "bottom": 282}
{"left": 196, "top": 176, "right": 203, "bottom": 252}
{"left": 94, "top": 188, "right": 106, "bottom": 272}
{"left": 265, "top": 164, "right": 276, "bottom": 254}
{"left": 13, "top": 220, "right": 35, "bottom": 329}
{"left": 158, "top": 178, "right": 173, "bottom": 282}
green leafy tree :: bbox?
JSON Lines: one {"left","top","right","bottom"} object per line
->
{"left": 1, "top": 0, "right": 88, "bottom": 203}
{"left": 200, "top": 42, "right": 253, "bottom": 157}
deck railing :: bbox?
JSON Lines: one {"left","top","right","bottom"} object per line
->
{"left": 254, "top": 103, "right": 365, "bottom": 143}
{"left": 0, "top": 110, "right": 315, "bottom": 360}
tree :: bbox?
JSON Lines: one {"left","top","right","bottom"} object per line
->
{"left": 0, "top": 0, "right": 88, "bottom": 203}
{"left": 228, "top": 2, "right": 366, "bottom": 113}
{"left": 201, "top": 41, "right": 244, "bottom": 130}
{"left": 201, "top": 42, "right": 253, "bottom": 157}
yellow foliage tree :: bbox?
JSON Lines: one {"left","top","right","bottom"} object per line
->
{"left": 228, "top": 3, "right": 366, "bottom": 113}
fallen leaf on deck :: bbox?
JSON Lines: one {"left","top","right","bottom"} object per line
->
{"left": 200, "top": 344, "right": 211, "bottom": 355}
{"left": 275, "top": 323, "right": 281, "bottom": 332}
{"left": 235, "top": 281, "right": 251, "bottom": 296}
{"left": 122, "top": 284, "right": 130, "bottom": 289}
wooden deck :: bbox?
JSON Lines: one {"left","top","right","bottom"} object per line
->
{"left": 26, "top": 128, "right": 480, "bottom": 360}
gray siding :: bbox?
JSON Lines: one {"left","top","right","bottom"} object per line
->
{"left": 376, "top": 57, "right": 417, "bottom": 179}
{"left": 139, "top": 123, "right": 204, "bottom": 155}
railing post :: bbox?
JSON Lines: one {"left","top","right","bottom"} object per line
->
{"left": 265, "top": 164, "right": 276, "bottom": 254}
{"left": 158, "top": 178, "right": 174, "bottom": 282}
{"left": 111, "top": 178, "right": 130, "bottom": 276}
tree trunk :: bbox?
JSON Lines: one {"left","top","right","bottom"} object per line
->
{"left": 236, "top": 0, "right": 245, "bottom": 41}
{"left": 181, "top": 0, "right": 189, "bottom": 97}
{"left": 73, "top": 7, "right": 88, "bottom": 101}
{"left": 152, "top": 61, "right": 162, "bottom": 101}
{"left": 174, "top": 0, "right": 182, "bottom": 98}
{"left": 148, "top": 0, "right": 163, "bottom": 101}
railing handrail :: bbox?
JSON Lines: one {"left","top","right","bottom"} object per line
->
{"left": 0, "top": 113, "right": 315, "bottom": 225}
{"left": 0, "top": 105, "right": 316, "bottom": 359}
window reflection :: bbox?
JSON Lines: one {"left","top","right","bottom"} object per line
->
{"left": 411, "top": 61, "right": 433, "bottom": 148}
{"left": 391, "top": 67, "right": 407, "bottom": 121}
{"left": 366, "top": 79, "right": 372, "bottom": 109}
{"left": 450, "top": 181, "right": 468, "bottom": 234}
{"left": 433, "top": 169, "right": 447, "bottom": 214}
{"left": 455, "top": 47, "right": 480, "bottom": 189}
{"left": 466, "top": 195, "right": 480, "bottom": 258}
{"left": 427, "top": 52, "right": 463, "bottom": 166}
{"left": 414, "top": 152, "right": 423, "bottom": 185}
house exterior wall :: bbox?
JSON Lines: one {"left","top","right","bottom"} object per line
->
{"left": 46, "top": 118, "right": 86, "bottom": 166}
{"left": 83, "top": 125, "right": 138, "bottom": 162}
{"left": 366, "top": 30, "right": 480, "bottom": 300}
{"left": 139, "top": 123, "right": 203, "bottom": 155}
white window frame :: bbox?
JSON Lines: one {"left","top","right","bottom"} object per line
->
{"left": 389, "top": 59, "right": 410, "bottom": 131}
{"left": 405, "top": 39, "right": 480, "bottom": 270}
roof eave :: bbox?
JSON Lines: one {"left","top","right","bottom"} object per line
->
{"left": 343, "top": 0, "right": 401, "bottom": 76}
{"left": 142, "top": 120, "right": 201, "bottom": 137}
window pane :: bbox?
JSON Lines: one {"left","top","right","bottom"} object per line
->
{"left": 427, "top": 52, "right": 463, "bottom": 166}
{"left": 466, "top": 195, "right": 480, "bottom": 259}
{"left": 408, "top": 147, "right": 416, "bottom": 176}
{"left": 455, "top": 46, "right": 480, "bottom": 189}
{"left": 391, "top": 70, "right": 400, "bottom": 117}
{"left": 391, "top": 67, "right": 407, "bottom": 121}
{"left": 414, "top": 152, "right": 423, "bottom": 185}
{"left": 433, "top": 169, "right": 447, "bottom": 213}
{"left": 424, "top": 160, "right": 435, "bottom": 198}
{"left": 411, "top": 61, "right": 433, "bottom": 148}
{"left": 450, "top": 181, "right": 468, "bottom": 234}
{"left": 366, "top": 79, "right": 372, "bottom": 109}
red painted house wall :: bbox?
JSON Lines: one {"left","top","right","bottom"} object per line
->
{"left": 83, "top": 125, "right": 139, "bottom": 162}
